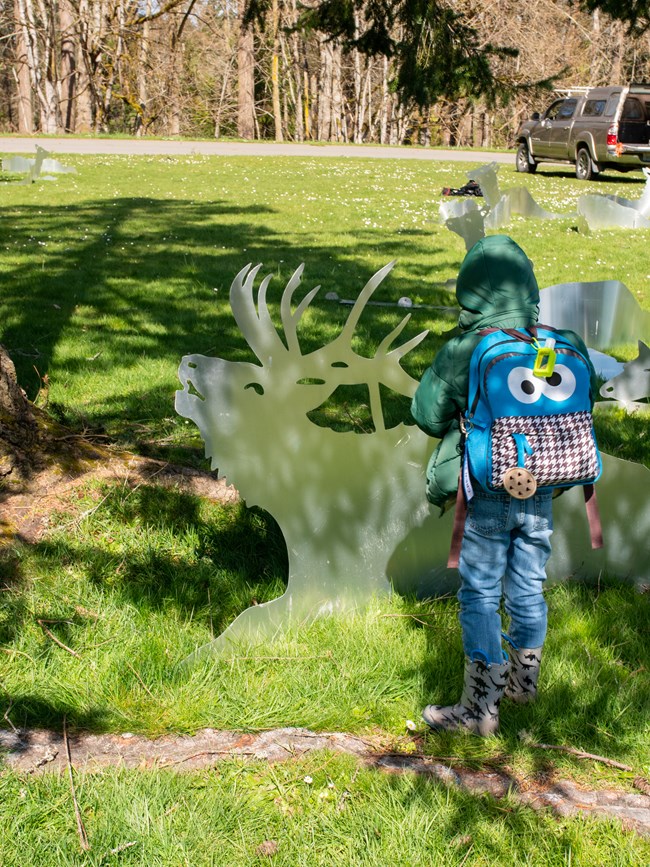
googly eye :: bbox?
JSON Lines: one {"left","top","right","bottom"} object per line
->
{"left": 507, "top": 367, "right": 543, "bottom": 404}
{"left": 541, "top": 364, "right": 576, "bottom": 402}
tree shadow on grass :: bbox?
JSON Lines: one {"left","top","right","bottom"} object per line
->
{"left": 0, "top": 696, "right": 111, "bottom": 736}
{"left": 0, "top": 551, "right": 29, "bottom": 646}
{"left": 0, "top": 198, "right": 454, "bottom": 395}
{"left": 1, "top": 197, "right": 280, "bottom": 399}
{"left": 7, "top": 483, "right": 287, "bottom": 628}
{"left": 98, "top": 486, "right": 282, "bottom": 616}
{"left": 534, "top": 168, "right": 647, "bottom": 184}
{"left": 0, "top": 196, "right": 454, "bottom": 472}
{"left": 370, "top": 763, "right": 640, "bottom": 860}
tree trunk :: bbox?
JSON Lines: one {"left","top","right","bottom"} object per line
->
{"left": 271, "top": 0, "right": 283, "bottom": 141}
{"left": 59, "top": 0, "right": 76, "bottom": 132}
{"left": 17, "top": 0, "right": 59, "bottom": 133}
{"left": 237, "top": 1, "right": 255, "bottom": 139}
{"left": 288, "top": 2, "right": 303, "bottom": 141}
{"left": 317, "top": 36, "right": 332, "bottom": 141}
{"left": 167, "top": 46, "right": 182, "bottom": 136}
{"left": 422, "top": 105, "right": 431, "bottom": 146}
{"left": 303, "top": 62, "right": 312, "bottom": 140}
{"left": 99, "top": 0, "right": 126, "bottom": 132}
{"left": 74, "top": 0, "right": 94, "bottom": 133}
{"left": 35, "top": 0, "right": 61, "bottom": 132}
{"left": 352, "top": 12, "right": 363, "bottom": 143}
{"left": 215, "top": 54, "right": 233, "bottom": 139}
{"left": 75, "top": 46, "right": 94, "bottom": 132}
{"left": 330, "top": 42, "right": 342, "bottom": 141}
{"left": 0, "top": 346, "right": 37, "bottom": 479}
{"left": 379, "top": 56, "right": 389, "bottom": 145}
{"left": 135, "top": 0, "right": 151, "bottom": 136}
{"left": 12, "top": 0, "right": 34, "bottom": 133}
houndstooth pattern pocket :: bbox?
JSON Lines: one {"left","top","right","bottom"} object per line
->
{"left": 490, "top": 411, "right": 600, "bottom": 489}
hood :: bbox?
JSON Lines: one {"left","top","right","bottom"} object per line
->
{"left": 456, "top": 235, "right": 540, "bottom": 332}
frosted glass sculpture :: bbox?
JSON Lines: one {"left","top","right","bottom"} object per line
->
{"left": 440, "top": 162, "right": 570, "bottom": 247}
{"left": 577, "top": 169, "right": 650, "bottom": 231}
{"left": 177, "top": 263, "right": 650, "bottom": 661}
{"left": 468, "top": 162, "right": 570, "bottom": 227}
{"left": 439, "top": 198, "right": 485, "bottom": 251}
{"left": 2, "top": 145, "right": 76, "bottom": 183}
{"left": 600, "top": 341, "right": 650, "bottom": 402}
{"left": 176, "top": 263, "right": 430, "bottom": 660}
{"left": 587, "top": 350, "right": 625, "bottom": 380}
{"left": 539, "top": 280, "right": 650, "bottom": 350}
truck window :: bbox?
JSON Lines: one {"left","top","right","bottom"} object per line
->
{"left": 557, "top": 99, "right": 578, "bottom": 119}
{"left": 604, "top": 93, "right": 620, "bottom": 116}
{"left": 582, "top": 99, "right": 606, "bottom": 117}
{"left": 622, "top": 98, "right": 643, "bottom": 119}
{"left": 544, "top": 100, "right": 565, "bottom": 120}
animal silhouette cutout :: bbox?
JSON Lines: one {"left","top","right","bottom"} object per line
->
{"left": 177, "top": 264, "right": 650, "bottom": 662}
{"left": 600, "top": 341, "right": 650, "bottom": 403}
{"left": 176, "top": 263, "right": 434, "bottom": 661}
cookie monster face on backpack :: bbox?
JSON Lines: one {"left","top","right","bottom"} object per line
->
{"left": 499, "top": 355, "right": 586, "bottom": 416}
{"left": 464, "top": 326, "right": 602, "bottom": 496}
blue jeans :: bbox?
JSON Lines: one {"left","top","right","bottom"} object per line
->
{"left": 457, "top": 490, "right": 554, "bottom": 665}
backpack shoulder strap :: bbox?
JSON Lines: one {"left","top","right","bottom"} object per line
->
{"left": 479, "top": 326, "right": 538, "bottom": 343}
{"left": 447, "top": 479, "right": 467, "bottom": 569}
{"left": 584, "top": 484, "right": 604, "bottom": 549}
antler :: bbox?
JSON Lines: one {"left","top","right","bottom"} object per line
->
{"left": 325, "top": 262, "right": 428, "bottom": 390}
{"left": 279, "top": 264, "right": 321, "bottom": 355}
{"left": 230, "top": 263, "right": 322, "bottom": 363}
{"left": 228, "top": 263, "right": 429, "bottom": 428}
{"left": 230, "top": 264, "right": 290, "bottom": 363}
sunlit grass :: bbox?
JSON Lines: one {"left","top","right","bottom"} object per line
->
{"left": 1, "top": 153, "right": 650, "bottom": 863}
{"left": 1, "top": 153, "right": 648, "bottom": 463}
{"left": 2, "top": 753, "right": 649, "bottom": 867}
{"left": 1, "top": 484, "right": 649, "bottom": 863}
{"left": 0, "top": 480, "right": 648, "bottom": 777}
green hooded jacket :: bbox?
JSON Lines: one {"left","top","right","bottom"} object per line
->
{"left": 411, "top": 235, "right": 597, "bottom": 509}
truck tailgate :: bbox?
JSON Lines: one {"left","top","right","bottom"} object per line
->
{"left": 619, "top": 119, "right": 650, "bottom": 146}
{"left": 619, "top": 94, "right": 650, "bottom": 145}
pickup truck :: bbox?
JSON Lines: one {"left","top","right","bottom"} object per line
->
{"left": 515, "top": 83, "right": 650, "bottom": 180}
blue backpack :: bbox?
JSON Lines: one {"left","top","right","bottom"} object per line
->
{"left": 448, "top": 325, "right": 603, "bottom": 567}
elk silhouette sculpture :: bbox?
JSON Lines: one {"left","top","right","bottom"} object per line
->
{"left": 176, "top": 262, "right": 443, "bottom": 661}
{"left": 177, "top": 263, "right": 650, "bottom": 664}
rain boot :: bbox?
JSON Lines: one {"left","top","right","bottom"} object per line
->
{"left": 422, "top": 657, "right": 510, "bottom": 737}
{"left": 505, "top": 646, "right": 542, "bottom": 704}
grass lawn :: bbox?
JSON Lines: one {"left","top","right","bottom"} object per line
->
{"left": 1, "top": 152, "right": 649, "bottom": 458}
{"left": 1, "top": 152, "right": 650, "bottom": 863}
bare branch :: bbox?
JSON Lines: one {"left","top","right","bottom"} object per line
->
{"left": 63, "top": 717, "right": 91, "bottom": 851}
{"left": 37, "top": 620, "right": 81, "bottom": 658}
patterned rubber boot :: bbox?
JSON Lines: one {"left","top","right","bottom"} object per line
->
{"left": 505, "top": 646, "right": 542, "bottom": 704}
{"left": 422, "top": 657, "right": 510, "bottom": 737}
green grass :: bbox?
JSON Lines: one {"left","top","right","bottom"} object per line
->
{"left": 1, "top": 153, "right": 650, "bottom": 863}
{"left": 2, "top": 754, "right": 650, "bottom": 866}
{"left": 1, "top": 153, "right": 649, "bottom": 462}
{"left": 1, "top": 481, "right": 649, "bottom": 769}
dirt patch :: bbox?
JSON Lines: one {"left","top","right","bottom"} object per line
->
{"left": 1, "top": 726, "right": 649, "bottom": 836}
{"left": 0, "top": 444, "right": 239, "bottom": 546}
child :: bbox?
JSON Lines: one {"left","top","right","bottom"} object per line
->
{"left": 411, "top": 235, "right": 598, "bottom": 736}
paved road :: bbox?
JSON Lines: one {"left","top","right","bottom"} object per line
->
{"left": 1, "top": 136, "right": 513, "bottom": 163}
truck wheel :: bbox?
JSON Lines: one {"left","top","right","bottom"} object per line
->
{"left": 575, "top": 147, "right": 598, "bottom": 181}
{"left": 516, "top": 142, "right": 537, "bottom": 173}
